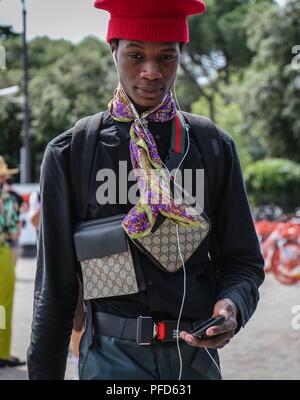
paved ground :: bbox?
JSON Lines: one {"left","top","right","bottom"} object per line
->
{"left": 220, "top": 273, "right": 300, "bottom": 380}
{"left": 0, "top": 257, "right": 75, "bottom": 380}
{"left": 0, "top": 257, "right": 299, "bottom": 380}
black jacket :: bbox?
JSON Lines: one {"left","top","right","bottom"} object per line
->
{"left": 27, "top": 111, "right": 265, "bottom": 380}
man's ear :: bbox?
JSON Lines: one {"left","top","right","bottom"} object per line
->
{"left": 110, "top": 39, "right": 119, "bottom": 56}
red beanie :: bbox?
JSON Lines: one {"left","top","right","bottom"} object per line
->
{"left": 94, "top": 0, "right": 206, "bottom": 44}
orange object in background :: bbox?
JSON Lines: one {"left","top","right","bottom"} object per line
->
{"left": 254, "top": 216, "right": 300, "bottom": 285}
{"left": 255, "top": 220, "right": 277, "bottom": 244}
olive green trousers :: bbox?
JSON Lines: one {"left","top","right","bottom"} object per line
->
{"left": 0, "top": 244, "right": 15, "bottom": 359}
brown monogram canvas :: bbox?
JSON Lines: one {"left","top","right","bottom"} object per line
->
{"left": 135, "top": 217, "right": 210, "bottom": 273}
{"left": 81, "top": 245, "right": 139, "bottom": 300}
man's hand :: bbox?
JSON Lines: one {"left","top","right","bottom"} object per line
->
{"left": 180, "top": 298, "right": 238, "bottom": 349}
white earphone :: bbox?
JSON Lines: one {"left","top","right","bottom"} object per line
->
{"left": 113, "top": 51, "right": 118, "bottom": 67}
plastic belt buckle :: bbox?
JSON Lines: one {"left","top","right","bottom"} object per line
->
{"left": 156, "top": 321, "right": 181, "bottom": 342}
{"left": 136, "top": 316, "right": 156, "bottom": 346}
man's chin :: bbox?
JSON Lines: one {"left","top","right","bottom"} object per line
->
{"left": 133, "top": 93, "right": 166, "bottom": 111}
{"left": 124, "top": 87, "right": 168, "bottom": 112}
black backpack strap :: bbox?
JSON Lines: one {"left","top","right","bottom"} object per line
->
{"left": 70, "top": 112, "right": 105, "bottom": 342}
{"left": 182, "top": 112, "right": 225, "bottom": 216}
{"left": 70, "top": 111, "right": 105, "bottom": 221}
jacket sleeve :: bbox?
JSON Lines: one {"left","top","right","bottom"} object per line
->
{"left": 210, "top": 129, "right": 265, "bottom": 332}
{"left": 27, "top": 139, "right": 80, "bottom": 380}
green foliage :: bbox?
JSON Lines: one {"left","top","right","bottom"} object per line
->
{"left": 28, "top": 37, "right": 74, "bottom": 71}
{"left": 0, "top": 34, "right": 117, "bottom": 180}
{"left": 187, "top": 0, "right": 300, "bottom": 172}
{"left": 0, "top": 25, "right": 20, "bottom": 39}
{"left": 238, "top": 0, "right": 300, "bottom": 162}
{"left": 0, "top": 96, "right": 23, "bottom": 170}
{"left": 0, "top": 50, "right": 23, "bottom": 174}
{"left": 188, "top": 0, "right": 258, "bottom": 67}
{"left": 244, "top": 158, "right": 300, "bottom": 210}
{"left": 191, "top": 88, "right": 253, "bottom": 169}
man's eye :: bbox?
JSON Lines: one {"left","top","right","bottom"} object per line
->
{"left": 128, "top": 54, "right": 175, "bottom": 61}
{"left": 160, "top": 55, "right": 175, "bottom": 61}
{"left": 128, "top": 53, "right": 143, "bottom": 59}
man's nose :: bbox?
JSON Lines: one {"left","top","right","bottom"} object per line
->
{"left": 140, "top": 62, "right": 162, "bottom": 80}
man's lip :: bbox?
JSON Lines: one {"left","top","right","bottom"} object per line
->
{"left": 137, "top": 87, "right": 162, "bottom": 93}
{"left": 136, "top": 87, "right": 163, "bottom": 99}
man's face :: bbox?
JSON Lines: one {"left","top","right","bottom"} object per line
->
{"left": 111, "top": 40, "right": 181, "bottom": 113}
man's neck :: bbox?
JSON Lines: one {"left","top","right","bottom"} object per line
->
{"left": 132, "top": 102, "right": 152, "bottom": 115}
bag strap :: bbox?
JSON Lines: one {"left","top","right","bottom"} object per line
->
{"left": 70, "top": 111, "right": 105, "bottom": 222}
{"left": 70, "top": 111, "right": 105, "bottom": 334}
{"left": 165, "top": 111, "right": 187, "bottom": 170}
{"left": 182, "top": 112, "right": 225, "bottom": 215}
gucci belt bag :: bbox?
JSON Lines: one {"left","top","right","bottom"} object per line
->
{"left": 74, "top": 214, "right": 145, "bottom": 300}
{"left": 133, "top": 210, "right": 210, "bottom": 274}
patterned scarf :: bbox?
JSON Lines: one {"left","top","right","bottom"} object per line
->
{"left": 108, "top": 83, "right": 204, "bottom": 239}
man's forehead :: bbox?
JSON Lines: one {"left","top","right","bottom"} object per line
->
{"left": 120, "top": 40, "right": 179, "bottom": 51}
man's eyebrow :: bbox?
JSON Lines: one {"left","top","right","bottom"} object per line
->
{"left": 125, "top": 42, "right": 178, "bottom": 52}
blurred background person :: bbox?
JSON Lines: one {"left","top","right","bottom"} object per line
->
{"left": 3, "top": 175, "right": 24, "bottom": 266}
{"left": 0, "top": 156, "right": 25, "bottom": 368}
{"left": 28, "top": 191, "right": 41, "bottom": 234}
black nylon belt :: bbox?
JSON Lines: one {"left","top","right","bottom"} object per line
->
{"left": 92, "top": 311, "right": 205, "bottom": 345}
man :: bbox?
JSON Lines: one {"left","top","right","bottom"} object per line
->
{"left": 27, "top": 0, "right": 264, "bottom": 380}
{"left": 0, "top": 156, "right": 25, "bottom": 368}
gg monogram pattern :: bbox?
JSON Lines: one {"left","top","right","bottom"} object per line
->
{"left": 81, "top": 247, "right": 139, "bottom": 300}
{"left": 136, "top": 217, "right": 209, "bottom": 273}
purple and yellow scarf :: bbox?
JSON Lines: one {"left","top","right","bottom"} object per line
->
{"left": 108, "top": 83, "right": 204, "bottom": 239}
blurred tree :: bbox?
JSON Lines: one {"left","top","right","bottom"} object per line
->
{"left": 0, "top": 95, "right": 23, "bottom": 171}
{"left": 239, "top": 0, "right": 300, "bottom": 162}
{"left": 191, "top": 88, "right": 253, "bottom": 169}
{"left": 0, "top": 25, "right": 20, "bottom": 40}
{"left": 28, "top": 36, "right": 117, "bottom": 179}
{"left": 28, "top": 36, "right": 74, "bottom": 71}
{"left": 180, "top": 0, "right": 275, "bottom": 119}
{"left": 244, "top": 158, "right": 300, "bottom": 211}
{"left": 0, "top": 32, "right": 117, "bottom": 180}
{"left": 0, "top": 27, "right": 23, "bottom": 173}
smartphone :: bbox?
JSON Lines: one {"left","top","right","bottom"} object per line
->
{"left": 189, "top": 316, "right": 225, "bottom": 340}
